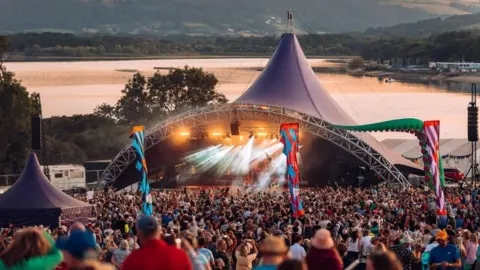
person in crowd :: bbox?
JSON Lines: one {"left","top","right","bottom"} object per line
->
{"left": 337, "top": 243, "right": 354, "bottom": 269}
{"left": 277, "top": 259, "right": 307, "bottom": 270}
{"left": 235, "top": 239, "right": 257, "bottom": 270}
{"left": 429, "top": 230, "right": 462, "bottom": 270}
{"left": 254, "top": 236, "right": 288, "bottom": 270}
{"left": 56, "top": 229, "right": 113, "bottom": 270}
{"left": 346, "top": 230, "right": 361, "bottom": 261}
{"left": 306, "top": 229, "right": 342, "bottom": 270}
{"left": 390, "top": 234, "right": 418, "bottom": 270}
{"left": 367, "top": 251, "right": 403, "bottom": 270}
{"left": 411, "top": 243, "right": 423, "bottom": 270}
{"left": 121, "top": 216, "right": 192, "bottom": 270}
{"left": 184, "top": 233, "right": 210, "bottom": 270}
{"left": 112, "top": 240, "right": 130, "bottom": 269}
{"left": 289, "top": 234, "right": 306, "bottom": 260}
{"left": 198, "top": 237, "right": 215, "bottom": 267}
{"left": 0, "top": 228, "right": 63, "bottom": 270}
{"left": 465, "top": 232, "right": 479, "bottom": 270}
{"left": 215, "top": 239, "right": 231, "bottom": 270}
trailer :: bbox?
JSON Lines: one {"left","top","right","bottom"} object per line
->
{"left": 41, "top": 164, "right": 86, "bottom": 191}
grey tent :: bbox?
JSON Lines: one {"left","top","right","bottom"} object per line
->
{"left": 0, "top": 153, "right": 93, "bottom": 228}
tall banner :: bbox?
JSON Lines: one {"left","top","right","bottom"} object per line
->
{"left": 130, "top": 126, "right": 153, "bottom": 216}
{"left": 423, "top": 121, "right": 446, "bottom": 215}
{"left": 280, "top": 123, "right": 304, "bottom": 218}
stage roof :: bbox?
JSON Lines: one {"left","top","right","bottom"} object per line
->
{"left": 235, "top": 33, "right": 419, "bottom": 170}
{"left": 381, "top": 138, "right": 475, "bottom": 158}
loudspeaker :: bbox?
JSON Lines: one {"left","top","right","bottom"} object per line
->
{"left": 230, "top": 122, "right": 240, "bottom": 136}
{"left": 468, "top": 105, "right": 478, "bottom": 142}
{"left": 31, "top": 114, "right": 42, "bottom": 150}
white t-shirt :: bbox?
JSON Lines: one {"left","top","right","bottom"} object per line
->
{"left": 360, "top": 236, "right": 372, "bottom": 256}
{"left": 290, "top": 243, "right": 306, "bottom": 260}
{"left": 348, "top": 238, "right": 360, "bottom": 252}
{"left": 319, "top": 220, "right": 330, "bottom": 229}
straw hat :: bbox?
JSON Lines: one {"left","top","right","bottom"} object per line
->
{"left": 259, "top": 236, "right": 288, "bottom": 255}
{"left": 311, "top": 229, "right": 334, "bottom": 250}
{"left": 400, "top": 235, "right": 415, "bottom": 244}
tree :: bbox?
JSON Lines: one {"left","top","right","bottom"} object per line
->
{"left": 100, "top": 66, "right": 228, "bottom": 124}
{"left": 114, "top": 73, "right": 152, "bottom": 124}
{"left": 94, "top": 103, "right": 116, "bottom": 119}
{"left": 96, "top": 45, "right": 106, "bottom": 55}
{"left": 148, "top": 66, "right": 227, "bottom": 117}
{"left": 0, "top": 66, "right": 33, "bottom": 174}
{"left": 349, "top": 56, "right": 365, "bottom": 69}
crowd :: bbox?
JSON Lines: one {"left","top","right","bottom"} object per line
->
{"left": 1, "top": 184, "right": 480, "bottom": 270}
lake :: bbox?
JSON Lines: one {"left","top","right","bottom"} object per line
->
{"left": 5, "top": 58, "right": 471, "bottom": 140}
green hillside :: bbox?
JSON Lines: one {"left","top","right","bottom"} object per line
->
{"left": 0, "top": 0, "right": 464, "bottom": 35}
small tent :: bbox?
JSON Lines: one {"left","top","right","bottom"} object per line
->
{"left": 0, "top": 153, "right": 93, "bottom": 228}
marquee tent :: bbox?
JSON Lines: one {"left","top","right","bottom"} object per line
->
{"left": 0, "top": 153, "right": 92, "bottom": 228}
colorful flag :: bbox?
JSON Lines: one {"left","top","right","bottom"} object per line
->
{"left": 130, "top": 126, "right": 153, "bottom": 216}
{"left": 423, "top": 121, "right": 446, "bottom": 215}
{"left": 280, "top": 123, "right": 304, "bottom": 218}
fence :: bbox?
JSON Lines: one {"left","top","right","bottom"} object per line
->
{"left": 0, "top": 170, "right": 106, "bottom": 188}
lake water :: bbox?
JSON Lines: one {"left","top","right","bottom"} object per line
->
{"left": 5, "top": 58, "right": 471, "bottom": 140}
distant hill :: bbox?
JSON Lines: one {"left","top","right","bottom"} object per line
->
{"left": 1, "top": 0, "right": 477, "bottom": 35}
{"left": 364, "top": 12, "right": 480, "bottom": 37}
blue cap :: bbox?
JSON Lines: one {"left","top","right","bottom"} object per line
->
{"left": 56, "top": 230, "right": 97, "bottom": 259}
{"left": 136, "top": 215, "right": 159, "bottom": 233}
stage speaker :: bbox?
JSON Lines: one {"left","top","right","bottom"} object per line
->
{"left": 230, "top": 123, "right": 240, "bottom": 136}
{"left": 31, "top": 114, "right": 42, "bottom": 150}
{"left": 468, "top": 105, "right": 478, "bottom": 142}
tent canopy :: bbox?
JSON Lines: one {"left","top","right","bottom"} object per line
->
{"left": 235, "top": 33, "right": 420, "bottom": 171}
{"left": 0, "top": 153, "right": 92, "bottom": 227}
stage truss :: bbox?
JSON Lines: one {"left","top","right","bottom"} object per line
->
{"left": 101, "top": 104, "right": 411, "bottom": 189}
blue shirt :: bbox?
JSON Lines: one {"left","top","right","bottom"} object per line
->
{"left": 429, "top": 244, "right": 460, "bottom": 270}
{"left": 254, "top": 265, "right": 277, "bottom": 270}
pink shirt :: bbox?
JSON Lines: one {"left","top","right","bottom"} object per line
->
{"left": 465, "top": 241, "right": 478, "bottom": 264}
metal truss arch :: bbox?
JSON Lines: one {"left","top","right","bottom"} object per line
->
{"left": 101, "top": 104, "right": 410, "bottom": 189}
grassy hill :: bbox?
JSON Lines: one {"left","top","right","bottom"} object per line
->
{"left": 0, "top": 0, "right": 469, "bottom": 35}
{"left": 364, "top": 11, "right": 480, "bottom": 37}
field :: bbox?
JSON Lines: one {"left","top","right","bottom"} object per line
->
{"left": 378, "top": 0, "right": 480, "bottom": 15}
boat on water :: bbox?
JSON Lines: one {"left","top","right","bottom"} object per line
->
{"left": 384, "top": 78, "right": 394, "bottom": 83}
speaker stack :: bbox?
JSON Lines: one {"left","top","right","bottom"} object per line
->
{"left": 230, "top": 121, "right": 240, "bottom": 136}
{"left": 31, "top": 114, "right": 42, "bottom": 150}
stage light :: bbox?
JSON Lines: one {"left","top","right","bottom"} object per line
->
{"left": 180, "top": 132, "right": 190, "bottom": 136}
{"left": 240, "top": 136, "right": 244, "bottom": 141}
{"left": 257, "top": 132, "right": 267, "bottom": 137}
{"left": 212, "top": 132, "right": 222, "bottom": 136}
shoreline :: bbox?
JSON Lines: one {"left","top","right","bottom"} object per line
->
{"left": 313, "top": 63, "right": 480, "bottom": 85}
{"left": 4, "top": 54, "right": 352, "bottom": 63}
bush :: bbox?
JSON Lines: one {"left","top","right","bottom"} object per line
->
{"left": 349, "top": 57, "right": 365, "bottom": 69}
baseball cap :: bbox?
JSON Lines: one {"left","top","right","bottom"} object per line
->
{"left": 56, "top": 230, "right": 97, "bottom": 259}
{"left": 136, "top": 215, "right": 159, "bottom": 233}
{"left": 436, "top": 230, "right": 448, "bottom": 240}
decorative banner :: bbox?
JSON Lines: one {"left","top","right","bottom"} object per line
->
{"left": 423, "top": 121, "right": 446, "bottom": 215}
{"left": 333, "top": 118, "right": 446, "bottom": 216}
{"left": 280, "top": 123, "right": 304, "bottom": 218}
{"left": 130, "top": 126, "right": 153, "bottom": 216}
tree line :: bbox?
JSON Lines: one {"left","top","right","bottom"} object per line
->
{"left": 0, "top": 37, "right": 228, "bottom": 174}
{"left": 4, "top": 31, "right": 480, "bottom": 62}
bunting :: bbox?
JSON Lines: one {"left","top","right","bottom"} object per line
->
{"left": 280, "top": 123, "right": 304, "bottom": 218}
{"left": 130, "top": 126, "right": 153, "bottom": 216}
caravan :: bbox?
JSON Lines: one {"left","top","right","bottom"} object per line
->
{"left": 41, "top": 164, "right": 86, "bottom": 191}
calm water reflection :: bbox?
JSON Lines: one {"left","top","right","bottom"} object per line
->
{"left": 6, "top": 59, "right": 471, "bottom": 140}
